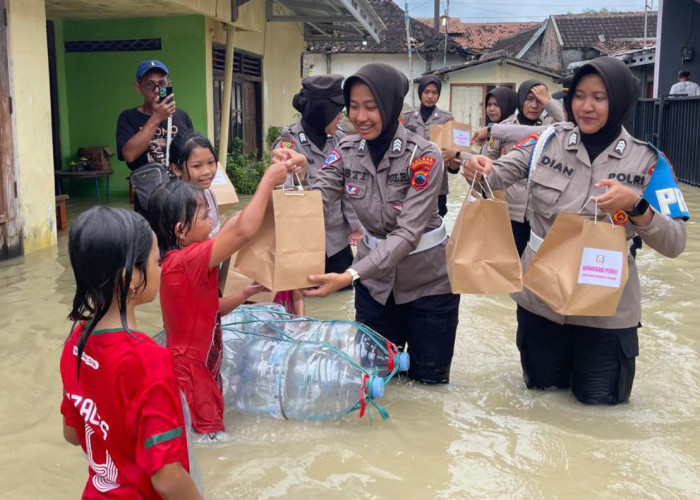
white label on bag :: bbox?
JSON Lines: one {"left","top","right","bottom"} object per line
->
{"left": 453, "top": 129, "right": 471, "bottom": 147}
{"left": 211, "top": 168, "right": 228, "bottom": 186}
{"left": 577, "top": 247, "right": 624, "bottom": 288}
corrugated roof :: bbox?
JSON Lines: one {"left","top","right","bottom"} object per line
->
{"left": 306, "top": 0, "right": 466, "bottom": 55}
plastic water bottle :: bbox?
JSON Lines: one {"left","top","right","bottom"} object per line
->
{"left": 222, "top": 305, "right": 410, "bottom": 377}
{"left": 220, "top": 329, "right": 385, "bottom": 420}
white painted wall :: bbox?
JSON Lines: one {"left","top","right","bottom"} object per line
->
{"left": 307, "top": 52, "right": 464, "bottom": 109}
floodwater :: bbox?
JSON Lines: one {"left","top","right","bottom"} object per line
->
{"left": 1, "top": 177, "right": 699, "bottom": 499}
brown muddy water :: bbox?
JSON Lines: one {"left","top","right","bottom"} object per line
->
{"left": 1, "top": 177, "right": 699, "bottom": 499}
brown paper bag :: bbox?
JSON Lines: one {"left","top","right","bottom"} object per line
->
{"left": 223, "top": 253, "right": 276, "bottom": 302}
{"left": 210, "top": 162, "right": 239, "bottom": 211}
{"left": 234, "top": 188, "right": 325, "bottom": 292}
{"left": 523, "top": 212, "right": 629, "bottom": 317}
{"left": 430, "top": 121, "right": 472, "bottom": 152}
{"left": 446, "top": 179, "right": 522, "bottom": 294}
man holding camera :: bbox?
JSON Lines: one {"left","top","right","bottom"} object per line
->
{"left": 116, "top": 60, "right": 193, "bottom": 211}
{"left": 117, "top": 59, "right": 193, "bottom": 170}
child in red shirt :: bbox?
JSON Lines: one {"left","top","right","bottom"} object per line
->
{"left": 60, "top": 206, "right": 203, "bottom": 499}
{"left": 147, "top": 157, "right": 302, "bottom": 441}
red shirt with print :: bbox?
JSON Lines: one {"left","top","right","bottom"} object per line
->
{"left": 160, "top": 238, "right": 224, "bottom": 433}
{"left": 60, "top": 322, "right": 189, "bottom": 499}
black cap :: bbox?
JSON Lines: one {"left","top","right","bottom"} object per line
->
{"left": 298, "top": 74, "right": 345, "bottom": 105}
{"left": 552, "top": 76, "right": 573, "bottom": 100}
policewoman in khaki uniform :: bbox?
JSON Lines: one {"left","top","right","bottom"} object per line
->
{"left": 402, "top": 75, "right": 459, "bottom": 217}
{"left": 488, "top": 80, "right": 565, "bottom": 256}
{"left": 464, "top": 57, "right": 688, "bottom": 404}
{"left": 306, "top": 63, "right": 460, "bottom": 384}
{"left": 273, "top": 75, "right": 362, "bottom": 274}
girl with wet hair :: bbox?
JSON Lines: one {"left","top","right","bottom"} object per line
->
{"left": 464, "top": 56, "right": 688, "bottom": 405}
{"left": 168, "top": 131, "right": 220, "bottom": 235}
{"left": 147, "top": 149, "right": 299, "bottom": 441}
{"left": 60, "top": 206, "right": 203, "bottom": 499}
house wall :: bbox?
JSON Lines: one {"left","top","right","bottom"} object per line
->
{"left": 207, "top": 1, "right": 306, "bottom": 142}
{"left": 7, "top": 0, "right": 57, "bottom": 252}
{"left": 307, "top": 52, "right": 464, "bottom": 109}
{"left": 539, "top": 21, "right": 562, "bottom": 70}
{"left": 439, "top": 60, "right": 561, "bottom": 128}
{"left": 55, "top": 15, "right": 208, "bottom": 196}
{"left": 656, "top": 0, "right": 700, "bottom": 96}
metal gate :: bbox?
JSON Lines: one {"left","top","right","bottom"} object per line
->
{"left": 626, "top": 96, "right": 700, "bottom": 187}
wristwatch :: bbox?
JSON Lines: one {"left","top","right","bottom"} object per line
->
{"left": 346, "top": 267, "right": 360, "bottom": 282}
{"left": 626, "top": 197, "right": 650, "bottom": 217}
{"left": 486, "top": 122, "right": 494, "bottom": 137}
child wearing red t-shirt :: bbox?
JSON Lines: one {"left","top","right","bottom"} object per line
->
{"left": 147, "top": 157, "right": 301, "bottom": 441}
{"left": 60, "top": 206, "right": 203, "bottom": 499}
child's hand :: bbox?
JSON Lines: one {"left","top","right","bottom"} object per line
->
{"left": 273, "top": 148, "right": 308, "bottom": 178}
{"left": 243, "top": 281, "right": 269, "bottom": 298}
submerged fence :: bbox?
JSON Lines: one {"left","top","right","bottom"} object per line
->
{"left": 625, "top": 96, "right": 700, "bottom": 187}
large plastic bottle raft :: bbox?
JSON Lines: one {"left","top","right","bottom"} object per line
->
{"left": 220, "top": 328, "right": 385, "bottom": 420}
{"left": 221, "top": 304, "right": 409, "bottom": 378}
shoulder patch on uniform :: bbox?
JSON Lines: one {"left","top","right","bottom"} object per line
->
{"left": 515, "top": 133, "right": 540, "bottom": 149}
{"left": 279, "top": 137, "right": 294, "bottom": 149}
{"left": 392, "top": 138, "right": 402, "bottom": 153}
{"left": 299, "top": 132, "right": 308, "bottom": 144}
{"left": 409, "top": 156, "right": 437, "bottom": 190}
{"left": 614, "top": 139, "right": 626, "bottom": 155}
{"left": 322, "top": 149, "right": 341, "bottom": 169}
{"left": 613, "top": 210, "right": 629, "bottom": 226}
{"left": 568, "top": 132, "right": 578, "bottom": 146}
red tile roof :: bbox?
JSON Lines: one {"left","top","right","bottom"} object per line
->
{"left": 417, "top": 18, "right": 539, "bottom": 51}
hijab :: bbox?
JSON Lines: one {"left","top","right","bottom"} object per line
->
{"left": 344, "top": 63, "right": 409, "bottom": 167}
{"left": 293, "top": 75, "right": 345, "bottom": 150}
{"left": 486, "top": 87, "right": 518, "bottom": 123}
{"left": 516, "top": 79, "right": 546, "bottom": 125}
{"left": 565, "top": 56, "right": 641, "bottom": 162}
{"left": 418, "top": 75, "right": 442, "bottom": 122}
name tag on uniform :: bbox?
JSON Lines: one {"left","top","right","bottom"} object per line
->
{"left": 577, "top": 247, "right": 624, "bottom": 288}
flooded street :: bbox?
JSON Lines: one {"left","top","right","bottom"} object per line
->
{"left": 1, "top": 177, "right": 699, "bottom": 499}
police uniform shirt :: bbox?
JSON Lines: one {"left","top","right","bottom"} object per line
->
{"left": 491, "top": 123, "right": 687, "bottom": 329}
{"left": 273, "top": 121, "right": 361, "bottom": 257}
{"left": 402, "top": 107, "right": 454, "bottom": 197}
{"left": 312, "top": 124, "right": 451, "bottom": 305}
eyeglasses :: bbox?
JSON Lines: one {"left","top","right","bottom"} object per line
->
{"left": 140, "top": 79, "right": 169, "bottom": 91}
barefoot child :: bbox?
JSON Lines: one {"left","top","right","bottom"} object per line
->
{"left": 147, "top": 158, "right": 300, "bottom": 440}
{"left": 60, "top": 207, "right": 202, "bottom": 499}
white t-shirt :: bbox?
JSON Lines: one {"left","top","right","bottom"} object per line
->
{"left": 669, "top": 81, "right": 700, "bottom": 96}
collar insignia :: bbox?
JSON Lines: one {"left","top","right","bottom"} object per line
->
{"left": 359, "top": 139, "right": 366, "bottom": 152}
{"left": 392, "top": 138, "right": 402, "bottom": 153}
{"left": 614, "top": 140, "right": 626, "bottom": 155}
{"left": 299, "top": 132, "right": 308, "bottom": 144}
{"left": 568, "top": 132, "right": 578, "bottom": 146}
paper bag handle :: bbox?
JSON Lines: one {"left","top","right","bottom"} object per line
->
{"left": 466, "top": 172, "right": 495, "bottom": 202}
{"left": 280, "top": 172, "right": 306, "bottom": 196}
{"left": 577, "top": 197, "right": 614, "bottom": 226}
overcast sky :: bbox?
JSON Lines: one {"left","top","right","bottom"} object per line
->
{"left": 408, "top": 0, "right": 655, "bottom": 22}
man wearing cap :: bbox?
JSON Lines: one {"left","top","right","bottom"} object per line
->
{"left": 273, "top": 74, "right": 362, "bottom": 276}
{"left": 116, "top": 60, "right": 193, "bottom": 170}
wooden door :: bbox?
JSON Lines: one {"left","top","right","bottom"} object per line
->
{"left": 0, "top": 0, "right": 22, "bottom": 260}
{"left": 450, "top": 85, "right": 484, "bottom": 130}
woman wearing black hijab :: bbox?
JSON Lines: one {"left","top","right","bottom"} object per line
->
{"left": 306, "top": 63, "right": 460, "bottom": 385}
{"left": 274, "top": 75, "right": 362, "bottom": 275}
{"left": 463, "top": 56, "right": 688, "bottom": 405}
{"left": 486, "top": 80, "right": 565, "bottom": 256}
{"left": 402, "top": 75, "right": 459, "bottom": 217}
